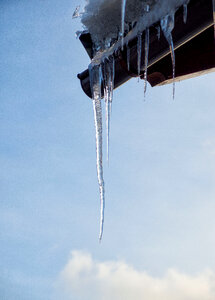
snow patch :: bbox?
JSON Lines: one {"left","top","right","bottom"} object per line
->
{"left": 81, "top": 0, "right": 188, "bottom": 49}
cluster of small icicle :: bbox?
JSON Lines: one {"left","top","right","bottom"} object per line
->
{"left": 74, "top": 0, "right": 190, "bottom": 241}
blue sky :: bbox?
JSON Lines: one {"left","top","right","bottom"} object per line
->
{"left": 1, "top": 1, "right": 215, "bottom": 299}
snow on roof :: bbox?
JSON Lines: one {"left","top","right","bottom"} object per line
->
{"left": 81, "top": 0, "right": 188, "bottom": 47}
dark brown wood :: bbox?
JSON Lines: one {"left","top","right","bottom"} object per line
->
{"left": 147, "top": 26, "right": 215, "bottom": 86}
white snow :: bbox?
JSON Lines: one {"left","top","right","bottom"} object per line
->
{"left": 81, "top": 0, "right": 189, "bottom": 50}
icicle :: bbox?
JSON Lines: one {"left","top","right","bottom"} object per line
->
{"left": 126, "top": 41, "right": 130, "bottom": 71}
{"left": 109, "top": 56, "right": 115, "bottom": 153}
{"left": 137, "top": 31, "right": 142, "bottom": 76}
{"left": 121, "top": 0, "right": 127, "bottom": 50}
{"left": 89, "top": 63, "right": 105, "bottom": 241}
{"left": 103, "top": 56, "right": 115, "bottom": 163}
{"left": 183, "top": 0, "right": 190, "bottom": 24}
{"left": 144, "top": 28, "right": 149, "bottom": 98}
{"left": 107, "top": 55, "right": 115, "bottom": 117}
{"left": 160, "top": 13, "right": 176, "bottom": 99}
{"left": 103, "top": 59, "right": 110, "bottom": 162}
{"left": 110, "top": 55, "right": 115, "bottom": 103}
{"left": 72, "top": 5, "right": 81, "bottom": 19}
{"left": 183, "top": 4, "right": 188, "bottom": 24}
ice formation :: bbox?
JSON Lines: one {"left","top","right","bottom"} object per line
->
{"left": 160, "top": 13, "right": 176, "bottom": 99}
{"left": 77, "top": 0, "right": 194, "bottom": 240}
{"left": 89, "top": 62, "right": 105, "bottom": 241}
{"left": 183, "top": 2, "right": 188, "bottom": 24}
{"left": 81, "top": 0, "right": 189, "bottom": 48}
{"left": 103, "top": 55, "right": 115, "bottom": 162}
{"left": 137, "top": 31, "right": 142, "bottom": 76}
{"left": 144, "top": 27, "right": 150, "bottom": 97}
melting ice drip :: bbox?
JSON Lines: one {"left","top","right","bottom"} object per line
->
{"left": 103, "top": 56, "right": 115, "bottom": 162}
{"left": 137, "top": 31, "right": 142, "bottom": 76}
{"left": 160, "top": 13, "right": 176, "bottom": 99}
{"left": 89, "top": 53, "right": 115, "bottom": 241}
{"left": 89, "top": 62, "right": 105, "bottom": 241}
{"left": 136, "top": 27, "right": 150, "bottom": 92}
{"left": 183, "top": 2, "right": 188, "bottom": 24}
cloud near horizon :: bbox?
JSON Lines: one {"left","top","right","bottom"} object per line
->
{"left": 57, "top": 251, "right": 215, "bottom": 300}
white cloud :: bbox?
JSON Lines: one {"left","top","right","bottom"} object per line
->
{"left": 57, "top": 251, "right": 215, "bottom": 300}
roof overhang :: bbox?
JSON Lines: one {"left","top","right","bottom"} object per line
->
{"left": 78, "top": 0, "right": 215, "bottom": 98}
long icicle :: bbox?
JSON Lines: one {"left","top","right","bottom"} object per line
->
{"left": 137, "top": 31, "right": 142, "bottom": 77}
{"left": 89, "top": 63, "right": 105, "bottom": 241}
{"left": 103, "top": 56, "right": 115, "bottom": 163}
{"left": 110, "top": 55, "right": 115, "bottom": 114}
{"left": 109, "top": 56, "right": 115, "bottom": 161}
{"left": 168, "top": 33, "right": 175, "bottom": 100}
{"left": 160, "top": 13, "right": 176, "bottom": 99}
{"left": 121, "top": 0, "right": 127, "bottom": 50}
{"left": 103, "top": 59, "right": 110, "bottom": 162}
{"left": 144, "top": 27, "right": 149, "bottom": 98}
